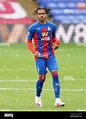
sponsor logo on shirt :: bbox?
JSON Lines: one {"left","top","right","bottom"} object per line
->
{"left": 41, "top": 28, "right": 50, "bottom": 41}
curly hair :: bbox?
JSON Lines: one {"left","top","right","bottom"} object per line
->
{"left": 32, "top": 7, "right": 51, "bottom": 15}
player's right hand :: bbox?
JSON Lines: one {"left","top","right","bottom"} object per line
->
{"left": 34, "top": 51, "right": 41, "bottom": 57}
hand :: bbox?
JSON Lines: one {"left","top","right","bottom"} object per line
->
{"left": 34, "top": 51, "right": 41, "bottom": 57}
{"left": 52, "top": 43, "right": 59, "bottom": 50}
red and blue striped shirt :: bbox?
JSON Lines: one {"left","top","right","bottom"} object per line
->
{"left": 27, "top": 21, "right": 57, "bottom": 59}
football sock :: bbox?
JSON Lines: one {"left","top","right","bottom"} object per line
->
{"left": 36, "top": 75, "right": 45, "bottom": 97}
{"left": 51, "top": 71, "right": 60, "bottom": 98}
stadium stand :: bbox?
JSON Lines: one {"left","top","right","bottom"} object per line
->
{"left": 1, "top": 0, "right": 85, "bottom": 43}
{"left": 36, "top": 0, "right": 86, "bottom": 24}
{"left": 0, "top": 0, "right": 36, "bottom": 43}
{"left": 17, "top": 0, "right": 39, "bottom": 20}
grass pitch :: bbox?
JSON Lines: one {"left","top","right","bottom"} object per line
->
{"left": 0, "top": 42, "right": 86, "bottom": 112}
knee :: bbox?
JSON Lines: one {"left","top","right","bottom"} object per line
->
{"left": 51, "top": 71, "right": 58, "bottom": 78}
{"left": 39, "top": 75, "right": 46, "bottom": 82}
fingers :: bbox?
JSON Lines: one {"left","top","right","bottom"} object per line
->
{"left": 35, "top": 51, "right": 41, "bottom": 57}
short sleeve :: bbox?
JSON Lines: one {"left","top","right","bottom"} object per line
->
{"left": 27, "top": 25, "right": 34, "bottom": 40}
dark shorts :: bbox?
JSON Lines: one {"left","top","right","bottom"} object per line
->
{"left": 35, "top": 55, "right": 59, "bottom": 74}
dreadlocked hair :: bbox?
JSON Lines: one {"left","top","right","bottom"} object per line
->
{"left": 32, "top": 7, "right": 51, "bottom": 15}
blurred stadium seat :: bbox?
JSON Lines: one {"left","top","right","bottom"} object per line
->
{"left": 36, "top": 0, "right": 86, "bottom": 24}
{"left": 0, "top": 0, "right": 36, "bottom": 43}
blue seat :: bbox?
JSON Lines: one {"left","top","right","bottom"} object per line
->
{"left": 36, "top": 0, "right": 86, "bottom": 24}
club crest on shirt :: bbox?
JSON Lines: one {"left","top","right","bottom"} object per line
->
{"left": 48, "top": 26, "right": 51, "bottom": 31}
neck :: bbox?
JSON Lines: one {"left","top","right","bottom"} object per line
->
{"left": 39, "top": 20, "right": 47, "bottom": 24}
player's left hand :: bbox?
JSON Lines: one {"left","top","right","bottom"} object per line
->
{"left": 52, "top": 43, "right": 59, "bottom": 50}
{"left": 52, "top": 39, "right": 60, "bottom": 50}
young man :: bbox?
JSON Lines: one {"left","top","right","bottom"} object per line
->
{"left": 27, "top": 7, "right": 65, "bottom": 107}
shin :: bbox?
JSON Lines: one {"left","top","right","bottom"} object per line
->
{"left": 36, "top": 75, "right": 46, "bottom": 97}
{"left": 51, "top": 71, "right": 60, "bottom": 98}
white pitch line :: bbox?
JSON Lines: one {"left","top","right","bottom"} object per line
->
{"left": 0, "top": 88, "right": 35, "bottom": 90}
{"left": 0, "top": 88, "right": 86, "bottom": 91}
{"left": 0, "top": 79, "right": 36, "bottom": 82}
{"left": 0, "top": 67, "right": 85, "bottom": 71}
{"left": 0, "top": 78, "right": 86, "bottom": 82}
{"left": 0, "top": 68, "right": 35, "bottom": 71}
{"left": 0, "top": 109, "right": 10, "bottom": 111}
{"left": 77, "top": 110, "right": 86, "bottom": 111}
{"left": 0, "top": 109, "right": 80, "bottom": 111}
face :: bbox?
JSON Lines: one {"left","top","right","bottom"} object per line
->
{"left": 36, "top": 9, "right": 47, "bottom": 24}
